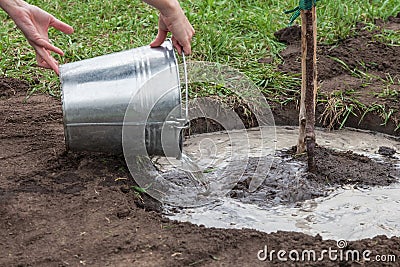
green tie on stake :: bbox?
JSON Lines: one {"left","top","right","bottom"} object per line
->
{"left": 285, "top": 0, "right": 319, "bottom": 25}
{"left": 286, "top": 0, "right": 318, "bottom": 173}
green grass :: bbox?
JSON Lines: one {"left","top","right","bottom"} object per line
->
{"left": 0, "top": 0, "right": 399, "bottom": 99}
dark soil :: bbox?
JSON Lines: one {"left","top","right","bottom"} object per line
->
{"left": 1, "top": 15, "right": 400, "bottom": 267}
{"left": 292, "top": 146, "right": 397, "bottom": 186}
{"left": 269, "top": 13, "right": 400, "bottom": 136}
{"left": 1, "top": 75, "right": 400, "bottom": 266}
{"left": 231, "top": 146, "right": 398, "bottom": 206}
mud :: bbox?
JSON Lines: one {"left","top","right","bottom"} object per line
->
{"left": 162, "top": 125, "right": 399, "bottom": 241}
{"left": 1, "top": 14, "right": 400, "bottom": 267}
{"left": 231, "top": 146, "right": 398, "bottom": 207}
{"left": 2, "top": 76, "right": 400, "bottom": 266}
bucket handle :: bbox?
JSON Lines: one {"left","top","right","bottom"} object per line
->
{"left": 182, "top": 51, "right": 189, "bottom": 124}
{"left": 174, "top": 51, "right": 190, "bottom": 130}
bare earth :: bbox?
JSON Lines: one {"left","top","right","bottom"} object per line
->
{"left": 1, "top": 14, "right": 400, "bottom": 267}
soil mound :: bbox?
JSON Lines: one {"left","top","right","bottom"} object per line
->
{"left": 1, "top": 30, "right": 400, "bottom": 265}
{"left": 271, "top": 14, "right": 400, "bottom": 135}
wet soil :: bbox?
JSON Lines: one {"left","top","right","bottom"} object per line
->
{"left": 232, "top": 146, "right": 398, "bottom": 207}
{"left": 1, "top": 15, "right": 400, "bottom": 267}
{"left": 1, "top": 75, "right": 400, "bottom": 266}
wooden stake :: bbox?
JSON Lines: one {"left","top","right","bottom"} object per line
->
{"left": 297, "top": 6, "right": 317, "bottom": 172}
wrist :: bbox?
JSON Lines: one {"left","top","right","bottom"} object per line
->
{"left": 0, "top": 0, "right": 29, "bottom": 16}
{"left": 159, "top": 1, "right": 182, "bottom": 17}
{"left": 143, "top": 0, "right": 182, "bottom": 17}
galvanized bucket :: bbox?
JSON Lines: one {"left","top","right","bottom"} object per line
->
{"left": 60, "top": 40, "right": 186, "bottom": 156}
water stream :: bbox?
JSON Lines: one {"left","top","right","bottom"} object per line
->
{"left": 155, "top": 126, "right": 400, "bottom": 241}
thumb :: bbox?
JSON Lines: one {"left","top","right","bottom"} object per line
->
{"left": 150, "top": 29, "right": 168, "bottom": 47}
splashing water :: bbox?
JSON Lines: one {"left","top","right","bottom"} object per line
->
{"left": 150, "top": 127, "right": 276, "bottom": 206}
{"left": 179, "top": 152, "right": 209, "bottom": 191}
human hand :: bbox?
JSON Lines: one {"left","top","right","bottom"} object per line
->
{"left": 4, "top": 2, "right": 74, "bottom": 75}
{"left": 150, "top": 7, "right": 194, "bottom": 55}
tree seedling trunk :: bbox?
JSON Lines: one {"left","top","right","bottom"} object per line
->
{"left": 297, "top": 6, "right": 317, "bottom": 173}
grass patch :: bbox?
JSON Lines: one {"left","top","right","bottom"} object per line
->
{"left": 1, "top": 0, "right": 399, "bottom": 107}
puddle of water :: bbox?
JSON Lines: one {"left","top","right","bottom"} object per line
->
{"left": 153, "top": 127, "right": 277, "bottom": 205}
{"left": 161, "top": 126, "right": 400, "bottom": 241}
{"left": 165, "top": 184, "right": 400, "bottom": 241}
{"left": 298, "top": 186, "right": 400, "bottom": 240}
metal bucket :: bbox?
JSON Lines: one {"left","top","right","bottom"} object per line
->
{"left": 60, "top": 40, "right": 185, "bottom": 156}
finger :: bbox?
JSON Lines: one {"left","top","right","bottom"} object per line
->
{"left": 171, "top": 37, "right": 182, "bottom": 55}
{"left": 181, "top": 41, "right": 192, "bottom": 55}
{"left": 150, "top": 29, "right": 168, "bottom": 48}
{"left": 182, "top": 27, "right": 195, "bottom": 55}
{"left": 35, "top": 47, "right": 59, "bottom": 75}
{"left": 49, "top": 17, "right": 74, "bottom": 34}
{"left": 37, "top": 58, "right": 59, "bottom": 75}
{"left": 32, "top": 39, "right": 64, "bottom": 56}
{"left": 36, "top": 55, "right": 51, "bottom": 69}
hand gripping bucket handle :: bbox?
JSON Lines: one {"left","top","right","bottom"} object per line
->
{"left": 60, "top": 40, "right": 188, "bottom": 157}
